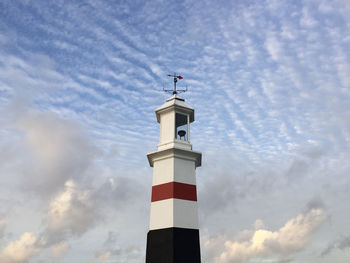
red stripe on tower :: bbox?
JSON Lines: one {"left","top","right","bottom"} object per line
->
{"left": 151, "top": 182, "right": 197, "bottom": 202}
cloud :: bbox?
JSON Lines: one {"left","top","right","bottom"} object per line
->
{"left": 14, "top": 110, "right": 99, "bottom": 196}
{"left": 285, "top": 143, "right": 328, "bottom": 183}
{"left": 93, "top": 176, "right": 146, "bottom": 208}
{"left": 0, "top": 175, "right": 132, "bottom": 261}
{"left": 92, "top": 245, "right": 141, "bottom": 263}
{"left": 51, "top": 242, "right": 70, "bottom": 260}
{"left": 300, "top": 6, "right": 318, "bottom": 28}
{"left": 204, "top": 207, "right": 327, "bottom": 263}
{"left": 0, "top": 52, "right": 65, "bottom": 102}
{"left": 103, "top": 231, "right": 117, "bottom": 247}
{"left": 0, "top": 104, "right": 147, "bottom": 259}
{"left": 90, "top": 231, "right": 142, "bottom": 263}
{"left": 45, "top": 180, "right": 98, "bottom": 242}
{"left": 91, "top": 231, "right": 121, "bottom": 262}
{"left": 0, "top": 232, "right": 42, "bottom": 263}
{"left": 0, "top": 220, "right": 5, "bottom": 239}
{"left": 253, "top": 219, "right": 265, "bottom": 230}
{"left": 93, "top": 249, "right": 118, "bottom": 261}
{"left": 265, "top": 34, "right": 283, "bottom": 61}
{"left": 321, "top": 235, "right": 350, "bottom": 256}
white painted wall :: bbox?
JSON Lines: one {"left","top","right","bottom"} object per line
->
{"left": 174, "top": 158, "right": 196, "bottom": 185}
{"left": 159, "top": 111, "right": 174, "bottom": 145}
{"left": 152, "top": 158, "right": 174, "bottom": 186}
{"left": 152, "top": 157, "right": 196, "bottom": 186}
{"left": 149, "top": 199, "right": 198, "bottom": 230}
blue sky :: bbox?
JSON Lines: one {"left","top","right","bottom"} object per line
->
{"left": 1, "top": 0, "right": 350, "bottom": 262}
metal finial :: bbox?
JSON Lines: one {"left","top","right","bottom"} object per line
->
{"left": 163, "top": 73, "right": 187, "bottom": 95}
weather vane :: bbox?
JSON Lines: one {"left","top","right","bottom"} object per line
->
{"left": 163, "top": 73, "right": 188, "bottom": 95}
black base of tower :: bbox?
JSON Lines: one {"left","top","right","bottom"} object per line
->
{"left": 146, "top": 227, "right": 201, "bottom": 263}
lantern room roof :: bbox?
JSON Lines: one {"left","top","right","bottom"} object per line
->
{"left": 155, "top": 94, "right": 194, "bottom": 123}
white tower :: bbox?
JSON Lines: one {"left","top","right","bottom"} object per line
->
{"left": 146, "top": 78, "right": 202, "bottom": 263}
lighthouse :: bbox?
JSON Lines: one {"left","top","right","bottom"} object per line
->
{"left": 146, "top": 75, "right": 202, "bottom": 263}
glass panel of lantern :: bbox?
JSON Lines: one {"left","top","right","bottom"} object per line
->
{"left": 175, "top": 113, "right": 188, "bottom": 141}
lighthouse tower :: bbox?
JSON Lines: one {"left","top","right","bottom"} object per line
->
{"left": 146, "top": 76, "right": 202, "bottom": 263}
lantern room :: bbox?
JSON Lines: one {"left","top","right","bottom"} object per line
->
{"left": 155, "top": 94, "right": 194, "bottom": 150}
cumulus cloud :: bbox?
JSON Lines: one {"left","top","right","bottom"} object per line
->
{"left": 46, "top": 180, "right": 98, "bottom": 242}
{"left": 253, "top": 219, "right": 265, "bottom": 230}
{"left": 204, "top": 208, "right": 327, "bottom": 263}
{"left": 0, "top": 180, "right": 96, "bottom": 262}
{"left": 0, "top": 106, "right": 107, "bottom": 258}
{"left": 0, "top": 232, "right": 43, "bottom": 263}
{"left": 0, "top": 105, "right": 147, "bottom": 260}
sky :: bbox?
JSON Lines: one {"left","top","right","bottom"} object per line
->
{"left": 0, "top": 0, "right": 350, "bottom": 262}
